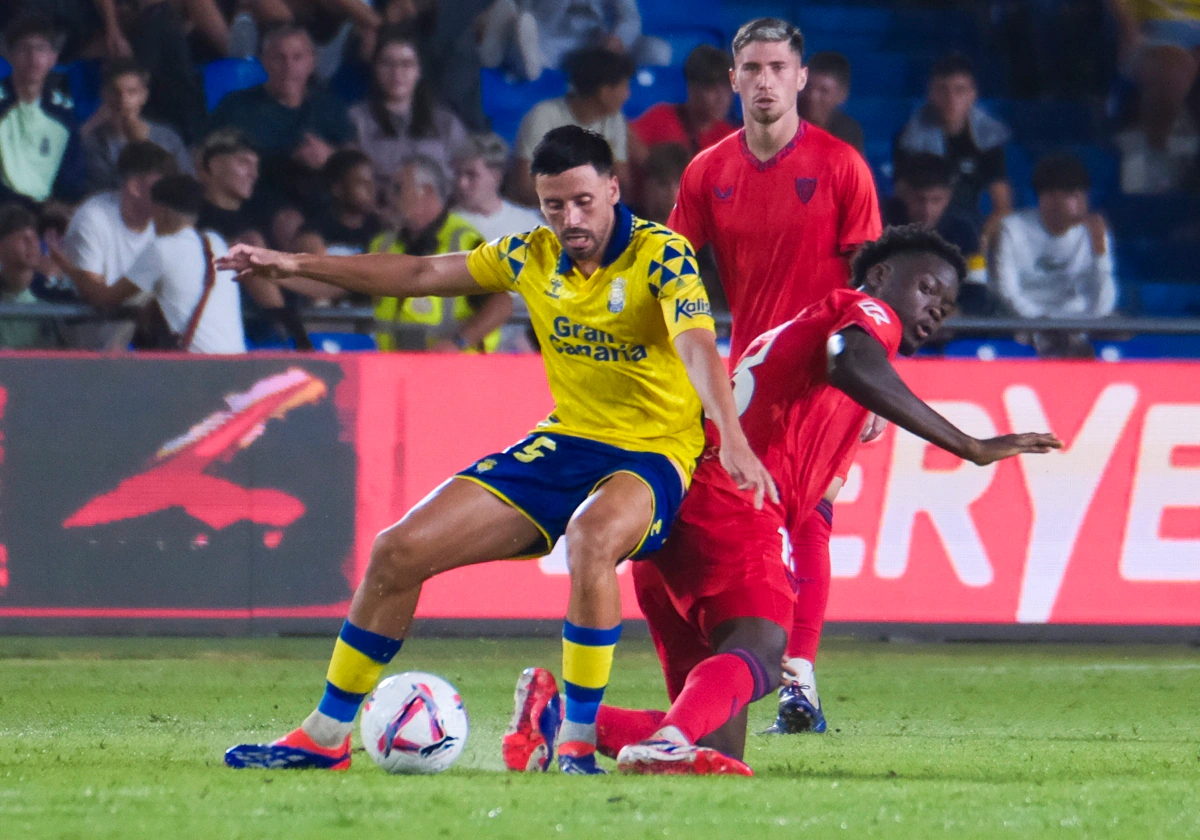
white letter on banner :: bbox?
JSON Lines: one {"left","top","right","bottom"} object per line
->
{"left": 876, "top": 402, "right": 997, "bottom": 586}
{"left": 831, "top": 463, "right": 865, "bottom": 577}
{"left": 1121, "top": 404, "right": 1200, "bottom": 581}
{"left": 1006, "top": 384, "right": 1138, "bottom": 623}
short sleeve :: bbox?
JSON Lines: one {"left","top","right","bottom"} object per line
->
{"left": 63, "top": 205, "right": 107, "bottom": 277}
{"left": 654, "top": 237, "right": 714, "bottom": 340}
{"left": 123, "top": 242, "right": 164, "bottom": 293}
{"left": 836, "top": 149, "right": 882, "bottom": 253}
{"left": 832, "top": 296, "right": 903, "bottom": 357}
{"left": 465, "top": 234, "right": 526, "bottom": 292}
{"left": 667, "top": 156, "right": 710, "bottom": 250}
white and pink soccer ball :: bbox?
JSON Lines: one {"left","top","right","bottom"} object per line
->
{"left": 361, "top": 672, "right": 469, "bottom": 774}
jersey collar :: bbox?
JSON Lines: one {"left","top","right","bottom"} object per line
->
{"left": 738, "top": 121, "right": 808, "bottom": 172}
{"left": 555, "top": 203, "right": 634, "bottom": 276}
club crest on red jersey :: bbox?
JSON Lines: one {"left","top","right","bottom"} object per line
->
{"left": 794, "top": 178, "right": 817, "bottom": 204}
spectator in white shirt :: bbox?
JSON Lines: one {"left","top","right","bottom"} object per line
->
{"left": 452, "top": 133, "right": 543, "bottom": 240}
{"left": 992, "top": 153, "right": 1116, "bottom": 357}
{"left": 59, "top": 175, "right": 248, "bottom": 354}
{"left": 62, "top": 174, "right": 248, "bottom": 350}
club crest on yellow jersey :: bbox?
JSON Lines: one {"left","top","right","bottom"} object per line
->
{"left": 607, "top": 277, "right": 627, "bottom": 314}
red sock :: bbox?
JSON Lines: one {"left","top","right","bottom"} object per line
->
{"left": 788, "top": 502, "right": 832, "bottom": 662}
{"left": 659, "top": 651, "right": 765, "bottom": 744}
{"left": 595, "top": 706, "right": 665, "bottom": 758}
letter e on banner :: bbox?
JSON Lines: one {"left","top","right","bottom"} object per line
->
{"left": 1121, "top": 405, "right": 1200, "bottom": 581}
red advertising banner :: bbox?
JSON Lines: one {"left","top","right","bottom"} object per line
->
{"left": 0, "top": 354, "right": 1197, "bottom": 628}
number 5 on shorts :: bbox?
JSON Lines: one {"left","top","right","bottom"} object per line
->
{"left": 514, "top": 436, "right": 558, "bottom": 463}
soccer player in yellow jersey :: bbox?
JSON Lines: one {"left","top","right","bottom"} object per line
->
{"left": 220, "top": 126, "right": 777, "bottom": 775}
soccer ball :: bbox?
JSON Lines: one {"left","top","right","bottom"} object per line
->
{"left": 361, "top": 672, "right": 469, "bottom": 774}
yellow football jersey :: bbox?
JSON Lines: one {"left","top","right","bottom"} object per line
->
{"left": 466, "top": 204, "right": 715, "bottom": 477}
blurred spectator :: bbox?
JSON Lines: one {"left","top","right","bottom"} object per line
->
{"left": 0, "top": 204, "right": 59, "bottom": 348}
{"left": 349, "top": 26, "right": 468, "bottom": 190}
{"left": 279, "top": 0, "right": 383, "bottom": 80}
{"left": 180, "top": 0, "right": 285, "bottom": 62}
{"left": 127, "top": 0, "right": 210, "bottom": 144}
{"left": 452, "top": 133, "right": 542, "bottom": 240}
{"left": 208, "top": 24, "right": 354, "bottom": 215}
{"left": 1110, "top": 0, "right": 1200, "bottom": 193}
{"left": 638, "top": 142, "right": 688, "bottom": 224}
{"left": 64, "top": 174, "right": 248, "bottom": 353}
{"left": 370, "top": 155, "right": 510, "bottom": 351}
{"left": 992, "top": 153, "right": 1115, "bottom": 357}
{"left": 884, "top": 152, "right": 987, "bottom": 286}
{"left": 0, "top": 0, "right": 126, "bottom": 63}
{"left": 54, "top": 140, "right": 176, "bottom": 347}
{"left": 295, "top": 149, "right": 383, "bottom": 256}
{"left": 894, "top": 55, "right": 1012, "bottom": 241}
{"left": 198, "top": 130, "right": 268, "bottom": 246}
{"left": 0, "top": 15, "right": 87, "bottom": 206}
{"left": 511, "top": 46, "right": 634, "bottom": 205}
{"left": 629, "top": 45, "right": 736, "bottom": 160}
{"left": 479, "top": 0, "right": 669, "bottom": 82}
{"left": 82, "top": 59, "right": 192, "bottom": 194}
{"left": 798, "top": 51, "right": 864, "bottom": 154}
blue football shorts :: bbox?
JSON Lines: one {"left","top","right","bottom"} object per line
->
{"left": 455, "top": 432, "right": 686, "bottom": 558}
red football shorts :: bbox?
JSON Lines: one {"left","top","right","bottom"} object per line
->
{"left": 633, "top": 485, "right": 795, "bottom": 701}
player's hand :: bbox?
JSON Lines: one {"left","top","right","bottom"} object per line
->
{"left": 860, "top": 413, "right": 888, "bottom": 443}
{"left": 719, "top": 435, "right": 779, "bottom": 510}
{"left": 967, "top": 433, "right": 1063, "bottom": 466}
{"left": 216, "top": 244, "right": 301, "bottom": 283}
{"left": 1084, "top": 213, "right": 1109, "bottom": 256}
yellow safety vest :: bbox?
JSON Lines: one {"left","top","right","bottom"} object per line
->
{"left": 370, "top": 214, "right": 501, "bottom": 352}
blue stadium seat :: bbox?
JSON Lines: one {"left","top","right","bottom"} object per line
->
{"left": 204, "top": 58, "right": 268, "bottom": 111}
{"left": 938, "top": 339, "right": 1039, "bottom": 360}
{"left": 0, "top": 57, "right": 9, "bottom": 79}
{"left": 840, "top": 53, "right": 924, "bottom": 98}
{"left": 654, "top": 28, "right": 725, "bottom": 67}
{"left": 983, "top": 99, "right": 1099, "bottom": 147}
{"left": 1132, "top": 282, "right": 1200, "bottom": 317}
{"left": 1103, "top": 194, "right": 1200, "bottom": 240}
{"left": 308, "top": 332, "right": 377, "bottom": 352}
{"left": 1118, "top": 241, "right": 1200, "bottom": 283}
{"left": 480, "top": 68, "right": 567, "bottom": 145}
{"left": 625, "top": 66, "right": 687, "bottom": 119}
{"left": 1097, "top": 335, "right": 1200, "bottom": 360}
{"left": 843, "top": 96, "right": 919, "bottom": 141}
{"left": 721, "top": 2, "right": 795, "bottom": 34}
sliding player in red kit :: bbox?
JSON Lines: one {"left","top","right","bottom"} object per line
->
{"left": 667, "top": 17, "right": 883, "bottom": 732}
{"left": 504, "top": 228, "right": 1061, "bottom": 775}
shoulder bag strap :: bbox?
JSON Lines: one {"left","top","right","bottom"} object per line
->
{"left": 179, "top": 231, "right": 219, "bottom": 351}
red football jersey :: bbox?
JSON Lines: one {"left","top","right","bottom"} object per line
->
{"left": 686, "top": 289, "right": 903, "bottom": 534}
{"left": 669, "top": 123, "right": 882, "bottom": 360}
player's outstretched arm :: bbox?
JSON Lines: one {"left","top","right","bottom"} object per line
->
{"left": 215, "top": 245, "right": 486, "bottom": 299}
{"left": 674, "top": 328, "right": 780, "bottom": 508}
{"left": 827, "top": 327, "right": 1063, "bottom": 466}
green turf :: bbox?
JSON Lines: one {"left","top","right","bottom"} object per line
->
{"left": 2, "top": 636, "right": 1199, "bottom": 839}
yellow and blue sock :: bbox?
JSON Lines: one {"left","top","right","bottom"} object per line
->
{"left": 559, "top": 621, "right": 621, "bottom": 749}
{"left": 315, "top": 621, "right": 403, "bottom": 726}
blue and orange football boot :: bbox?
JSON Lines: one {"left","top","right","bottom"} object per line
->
{"left": 616, "top": 739, "right": 754, "bottom": 776}
{"left": 502, "top": 667, "right": 563, "bottom": 772}
{"left": 557, "top": 741, "right": 606, "bottom": 775}
{"left": 224, "top": 727, "right": 351, "bottom": 770}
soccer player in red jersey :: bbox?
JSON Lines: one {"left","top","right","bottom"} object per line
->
{"left": 667, "top": 18, "right": 884, "bottom": 731}
{"left": 504, "top": 227, "right": 1062, "bottom": 775}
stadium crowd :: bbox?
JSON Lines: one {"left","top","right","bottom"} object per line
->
{"left": 0, "top": 0, "right": 1195, "bottom": 356}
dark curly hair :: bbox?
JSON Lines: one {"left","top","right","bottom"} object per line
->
{"left": 851, "top": 224, "right": 967, "bottom": 288}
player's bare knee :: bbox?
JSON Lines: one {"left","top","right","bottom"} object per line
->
{"left": 714, "top": 618, "right": 788, "bottom": 701}
{"left": 563, "top": 525, "right": 628, "bottom": 579}
{"left": 368, "top": 527, "right": 432, "bottom": 588}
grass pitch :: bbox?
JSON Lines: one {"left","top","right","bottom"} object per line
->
{"left": 2, "top": 636, "right": 1199, "bottom": 839}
